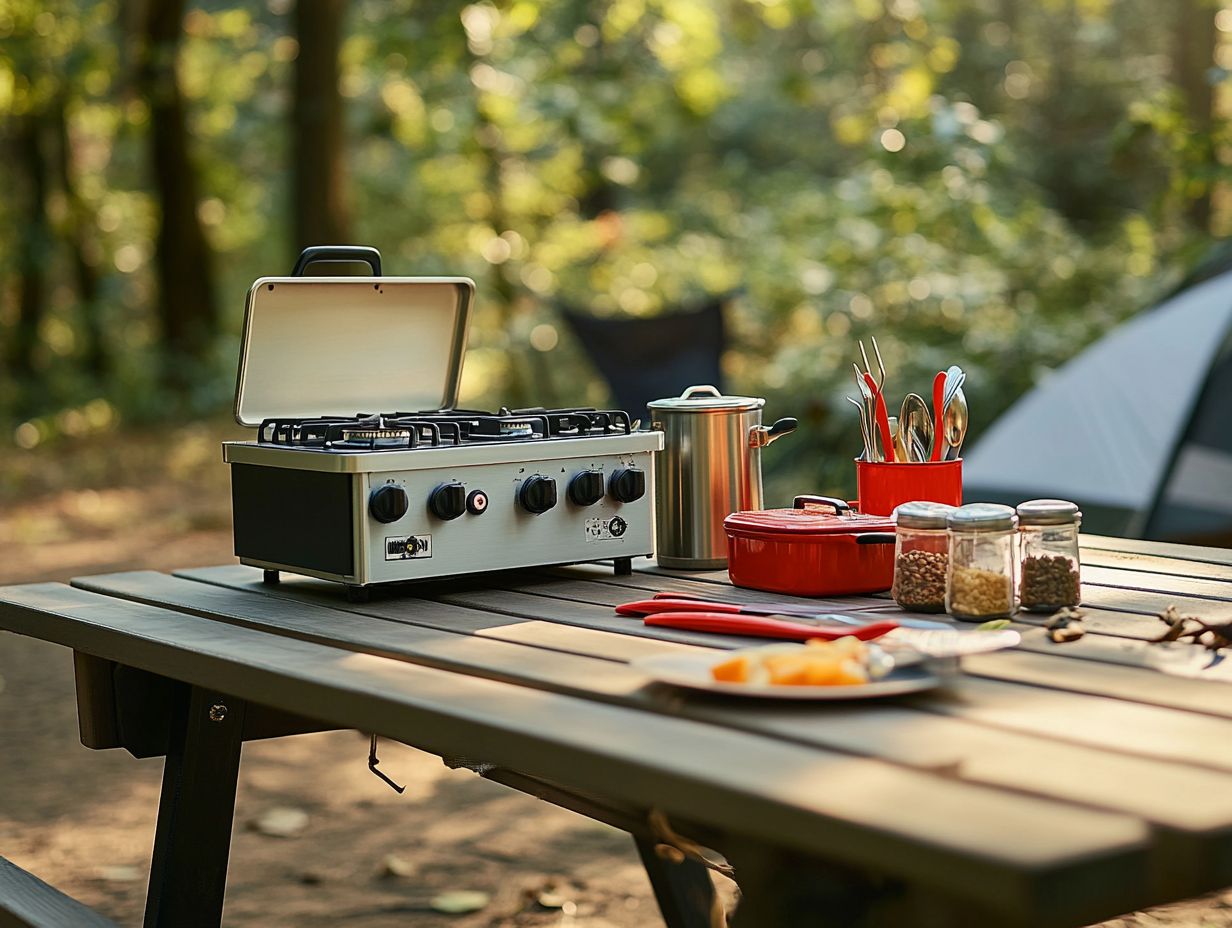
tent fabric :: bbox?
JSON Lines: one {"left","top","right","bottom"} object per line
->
{"left": 559, "top": 298, "right": 727, "bottom": 417}
{"left": 962, "top": 270, "right": 1232, "bottom": 532}
{"left": 1145, "top": 331, "right": 1232, "bottom": 544}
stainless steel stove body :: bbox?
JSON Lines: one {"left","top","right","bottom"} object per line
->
{"left": 224, "top": 247, "right": 662, "bottom": 592}
{"left": 223, "top": 415, "right": 661, "bottom": 587}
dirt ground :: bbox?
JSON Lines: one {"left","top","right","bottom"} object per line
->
{"left": 1, "top": 422, "right": 1230, "bottom": 926}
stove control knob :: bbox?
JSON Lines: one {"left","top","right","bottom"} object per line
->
{"left": 609, "top": 467, "right": 646, "bottom": 503}
{"left": 519, "top": 475, "right": 557, "bottom": 514}
{"left": 369, "top": 485, "right": 409, "bottom": 523}
{"left": 429, "top": 482, "right": 466, "bottom": 521}
{"left": 568, "top": 471, "right": 605, "bottom": 507}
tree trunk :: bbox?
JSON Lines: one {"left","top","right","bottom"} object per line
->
{"left": 138, "top": 0, "right": 217, "bottom": 389}
{"left": 8, "top": 113, "right": 51, "bottom": 388}
{"left": 53, "top": 97, "right": 108, "bottom": 382}
{"left": 292, "top": 0, "right": 350, "bottom": 255}
{"left": 1172, "top": 0, "right": 1218, "bottom": 232}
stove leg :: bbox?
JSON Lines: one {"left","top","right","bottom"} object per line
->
{"left": 613, "top": 557, "right": 633, "bottom": 576}
{"left": 262, "top": 569, "right": 280, "bottom": 585}
{"left": 346, "top": 584, "right": 371, "bottom": 603}
{"left": 144, "top": 685, "right": 245, "bottom": 928}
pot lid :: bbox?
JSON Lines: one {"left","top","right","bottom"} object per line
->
{"left": 647, "top": 384, "right": 765, "bottom": 413}
{"left": 234, "top": 269, "right": 474, "bottom": 427}
{"left": 724, "top": 495, "right": 896, "bottom": 535}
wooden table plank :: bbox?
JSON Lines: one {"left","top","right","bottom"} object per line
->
{"left": 177, "top": 565, "right": 770, "bottom": 653}
{"left": 961, "top": 649, "right": 1232, "bottom": 720}
{"left": 549, "top": 563, "right": 894, "bottom": 611}
{"left": 1082, "top": 565, "right": 1232, "bottom": 602}
{"left": 1083, "top": 548, "right": 1232, "bottom": 584}
{"left": 0, "top": 582, "right": 1154, "bottom": 926}
{"left": 75, "top": 571, "right": 1232, "bottom": 860}
{"left": 182, "top": 564, "right": 1232, "bottom": 724}
{"left": 1082, "top": 535, "right": 1232, "bottom": 568}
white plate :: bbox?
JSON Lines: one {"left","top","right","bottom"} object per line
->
{"left": 631, "top": 652, "right": 945, "bottom": 700}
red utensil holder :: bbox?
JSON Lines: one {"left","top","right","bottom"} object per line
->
{"left": 855, "top": 459, "right": 962, "bottom": 516}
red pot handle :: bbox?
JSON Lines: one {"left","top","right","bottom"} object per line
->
{"left": 793, "top": 495, "right": 851, "bottom": 514}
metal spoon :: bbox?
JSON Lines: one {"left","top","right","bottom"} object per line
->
{"left": 899, "top": 393, "right": 933, "bottom": 464}
{"left": 942, "top": 385, "right": 968, "bottom": 461}
{"left": 942, "top": 365, "right": 965, "bottom": 409}
{"left": 889, "top": 415, "right": 909, "bottom": 464}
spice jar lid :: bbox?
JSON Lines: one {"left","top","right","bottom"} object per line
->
{"left": 1016, "top": 498, "right": 1082, "bottom": 525}
{"left": 894, "top": 501, "right": 956, "bottom": 529}
{"left": 947, "top": 503, "right": 1017, "bottom": 533}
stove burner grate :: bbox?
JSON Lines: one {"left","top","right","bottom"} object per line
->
{"left": 257, "top": 406, "right": 633, "bottom": 451}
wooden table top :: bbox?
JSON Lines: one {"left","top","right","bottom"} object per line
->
{"left": 3, "top": 534, "right": 1232, "bottom": 927}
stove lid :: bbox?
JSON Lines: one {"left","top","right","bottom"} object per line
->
{"left": 234, "top": 262, "right": 473, "bottom": 427}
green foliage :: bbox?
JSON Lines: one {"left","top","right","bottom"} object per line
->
{"left": 1, "top": 0, "right": 1228, "bottom": 502}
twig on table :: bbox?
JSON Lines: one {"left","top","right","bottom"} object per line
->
{"left": 1154, "top": 604, "right": 1232, "bottom": 651}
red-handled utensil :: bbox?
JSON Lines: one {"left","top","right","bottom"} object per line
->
{"left": 863, "top": 372, "right": 895, "bottom": 464}
{"left": 643, "top": 612, "right": 900, "bottom": 641}
{"left": 618, "top": 595, "right": 953, "bottom": 630}
{"left": 930, "top": 371, "right": 946, "bottom": 462}
{"left": 618, "top": 596, "right": 874, "bottom": 620}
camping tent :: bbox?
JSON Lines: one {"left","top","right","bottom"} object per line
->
{"left": 962, "top": 268, "right": 1232, "bottom": 546}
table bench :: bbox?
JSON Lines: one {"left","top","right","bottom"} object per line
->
{"left": 3, "top": 534, "right": 1232, "bottom": 926}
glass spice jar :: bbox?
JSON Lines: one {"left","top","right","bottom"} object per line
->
{"left": 891, "top": 501, "right": 956, "bottom": 613}
{"left": 1016, "top": 499, "right": 1082, "bottom": 611}
{"left": 946, "top": 503, "right": 1017, "bottom": 620}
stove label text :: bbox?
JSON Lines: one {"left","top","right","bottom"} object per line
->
{"left": 585, "top": 516, "right": 628, "bottom": 542}
{"left": 385, "top": 534, "right": 432, "bottom": 560}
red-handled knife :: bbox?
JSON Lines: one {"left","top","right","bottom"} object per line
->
{"left": 864, "top": 371, "right": 895, "bottom": 463}
{"left": 931, "top": 370, "right": 946, "bottom": 462}
{"left": 643, "top": 611, "right": 900, "bottom": 641}
{"left": 618, "top": 597, "right": 870, "bottom": 620}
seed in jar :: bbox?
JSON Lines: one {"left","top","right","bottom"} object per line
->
{"left": 948, "top": 566, "right": 1012, "bottom": 617}
{"left": 1020, "top": 555, "right": 1080, "bottom": 609}
{"left": 893, "top": 549, "right": 948, "bottom": 610}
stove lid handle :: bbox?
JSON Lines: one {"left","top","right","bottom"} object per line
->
{"left": 291, "top": 245, "right": 382, "bottom": 278}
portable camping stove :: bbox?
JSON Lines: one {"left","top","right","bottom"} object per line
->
{"left": 222, "top": 247, "right": 661, "bottom": 598}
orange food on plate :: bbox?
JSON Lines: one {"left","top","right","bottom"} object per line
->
{"left": 710, "top": 655, "right": 750, "bottom": 683}
{"left": 765, "top": 655, "right": 812, "bottom": 686}
{"left": 710, "top": 637, "right": 882, "bottom": 687}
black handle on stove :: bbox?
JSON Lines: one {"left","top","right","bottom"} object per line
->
{"left": 291, "top": 245, "right": 382, "bottom": 277}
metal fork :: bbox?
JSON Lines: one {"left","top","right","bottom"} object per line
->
{"left": 845, "top": 395, "right": 872, "bottom": 460}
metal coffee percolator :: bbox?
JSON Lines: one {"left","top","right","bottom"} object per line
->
{"left": 648, "top": 385, "right": 796, "bottom": 569}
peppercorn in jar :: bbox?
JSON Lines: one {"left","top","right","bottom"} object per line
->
{"left": 1016, "top": 499, "right": 1082, "bottom": 611}
{"left": 891, "top": 501, "right": 956, "bottom": 612}
{"left": 946, "top": 503, "right": 1017, "bottom": 620}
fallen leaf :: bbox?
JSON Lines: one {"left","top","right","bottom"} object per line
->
{"left": 379, "top": 853, "right": 415, "bottom": 878}
{"left": 249, "top": 806, "right": 309, "bottom": 838}
{"left": 98, "top": 865, "right": 141, "bottom": 883}
{"left": 431, "top": 890, "right": 490, "bottom": 914}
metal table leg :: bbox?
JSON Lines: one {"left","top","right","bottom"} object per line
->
{"left": 635, "top": 837, "right": 718, "bottom": 928}
{"left": 143, "top": 685, "right": 246, "bottom": 928}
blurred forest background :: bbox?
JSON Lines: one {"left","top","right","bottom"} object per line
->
{"left": 2, "top": 0, "right": 1230, "bottom": 499}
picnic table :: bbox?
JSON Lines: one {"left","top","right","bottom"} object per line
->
{"left": 3, "top": 534, "right": 1232, "bottom": 928}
